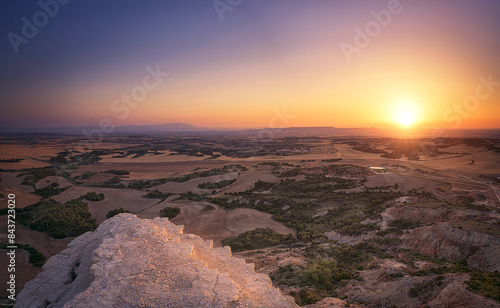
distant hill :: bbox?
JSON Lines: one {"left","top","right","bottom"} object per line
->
{"left": 0, "top": 122, "right": 246, "bottom": 134}
{"left": 1, "top": 123, "right": 500, "bottom": 138}
{"left": 114, "top": 122, "right": 200, "bottom": 133}
{"left": 251, "top": 126, "right": 381, "bottom": 137}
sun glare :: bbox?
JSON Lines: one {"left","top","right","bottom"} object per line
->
{"left": 394, "top": 100, "right": 419, "bottom": 127}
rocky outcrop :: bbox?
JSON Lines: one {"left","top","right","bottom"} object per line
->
{"left": 402, "top": 223, "right": 500, "bottom": 264}
{"left": 385, "top": 206, "right": 447, "bottom": 224}
{"left": 467, "top": 244, "right": 500, "bottom": 272}
{"left": 304, "top": 297, "right": 364, "bottom": 308}
{"left": 427, "top": 275, "right": 500, "bottom": 308}
{"left": 345, "top": 270, "right": 442, "bottom": 307}
{"left": 345, "top": 272, "right": 499, "bottom": 308}
{"left": 15, "top": 214, "right": 297, "bottom": 308}
{"left": 324, "top": 230, "right": 367, "bottom": 245}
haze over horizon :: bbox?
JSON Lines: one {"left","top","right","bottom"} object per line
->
{"left": 1, "top": 0, "right": 499, "bottom": 131}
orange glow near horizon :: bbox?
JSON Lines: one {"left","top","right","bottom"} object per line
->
{"left": 92, "top": 36, "right": 499, "bottom": 130}
{"left": 54, "top": 57, "right": 499, "bottom": 130}
{"left": 4, "top": 1, "right": 499, "bottom": 130}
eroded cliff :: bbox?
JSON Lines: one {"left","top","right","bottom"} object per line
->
{"left": 15, "top": 214, "right": 297, "bottom": 308}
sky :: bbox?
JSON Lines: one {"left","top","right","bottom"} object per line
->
{"left": 1, "top": 0, "right": 499, "bottom": 130}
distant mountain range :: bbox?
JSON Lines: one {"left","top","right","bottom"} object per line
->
{"left": 0, "top": 122, "right": 243, "bottom": 134}
{"left": 0, "top": 123, "right": 381, "bottom": 136}
{"left": 1, "top": 122, "right": 500, "bottom": 138}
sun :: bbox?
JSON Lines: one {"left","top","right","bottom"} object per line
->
{"left": 393, "top": 100, "right": 419, "bottom": 127}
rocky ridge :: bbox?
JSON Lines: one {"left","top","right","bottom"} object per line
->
{"left": 15, "top": 214, "right": 297, "bottom": 308}
{"left": 403, "top": 222, "right": 500, "bottom": 272}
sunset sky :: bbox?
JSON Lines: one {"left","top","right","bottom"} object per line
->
{"left": 1, "top": 0, "right": 499, "bottom": 130}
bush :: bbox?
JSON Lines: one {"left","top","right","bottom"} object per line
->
{"left": 169, "top": 165, "right": 247, "bottom": 183}
{"left": 376, "top": 228, "right": 403, "bottom": 236}
{"left": 76, "top": 172, "right": 97, "bottom": 180}
{"left": 104, "top": 169, "right": 130, "bottom": 175}
{"left": 103, "top": 176, "right": 122, "bottom": 185}
{"left": 0, "top": 243, "right": 45, "bottom": 267}
{"left": 197, "top": 179, "right": 236, "bottom": 189}
{"left": 17, "top": 199, "right": 97, "bottom": 238}
{"left": 321, "top": 159, "right": 342, "bottom": 163}
{"left": 336, "top": 221, "right": 379, "bottom": 236}
{"left": 466, "top": 271, "right": 500, "bottom": 300}
{"left": 34, "top": 182, "right": 69, "bottom": 199}
{"left": 20, "top": 167, "right": 57, "bottom": 187}
{"left": 222, "top": 228, "right": 295, "bottom": 252}
{"left": 0, "top": 158, "right": 23, "bottom": 163}
{"left": 203, "top": 204, "right": 215, "bottom": 211}
{"left": 106, "top": 207, "right": 130, "bottom": 218}
{"left": 49, "top": 154, "right": 69, "bottom": 164}
{"left": 388, "top": 219, "right": 420, "bottom": 230}
{"left": 252, "top": 180, "right": 276, "bottom": 191}
{"left": 300, "top": 259, "right": 353, "bottom": 291}
{"left": 142, "top": 190, "right": 175, "bottom": 201}
{"left": 127, "top": 178, "right": 168, "bottom": 189}
{"left": 159, "top": 207, "right": 180, "bottom": 219}
{"left": 277, "top": 167, "right": 304, "bottom": 178}
{"left": 80, "top": 192, "right": 105, "bottom": 201}
{"left": 293, "top": 289, "right": 334, "bottom": 306}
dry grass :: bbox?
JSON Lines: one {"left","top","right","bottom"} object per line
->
{"left": 0, "top": 172, "right": 34, "bottom": 192}
{"left": 52, "top": 187, "right": 159, "bottom": 223}
{"left": 221, "top": 170, "right": 281, "bottom": 193}
{"left": 0, "top": 216, "right": 72, "bottom": 262}
{"left": 153, "top": 172, "right": 239, "bottom": 194}
{"left": 166, "top": 199, "right": 294, "bottom": 246}
{"left": 71, "top": 158, "right": 249, "bottom": 180}
{"left": 35, "top": 176, "right": 73, "bottom": 190}
{"left": 0, "top": 188, "right": 40, "bottom": 208}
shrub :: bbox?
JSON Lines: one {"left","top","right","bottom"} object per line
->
{"left": 294, "top": 289, "right": 334, "bottom": 306}
{"left": 106, "top": 207, "right": 130, "bottom": 218}
{"left": 197, "top": 178, "right": 236, "bottom": 189}
{"left": 19, "top": 167, "right": 57, "bottom": 187}
{"left": 34, "top": 182, "right": 69, "bottom": 199}
{"left": 104, "top": 169, "right": 130, "bottom": 175}
{"left": 17, "top": 199, "right": 97, "bottom": 238}
{"left": 466, "top": 271, "right": 500, "bottom": 300}
{"left": 0, "top": 243, "right": 45, "bottom": 267}
{"left": 222, "top": 228, "right": 295, "bottom": 252}
{"left": 389, "top": 219, "right": 420, "bottom": 230}
{"left": 0, "top": 158, "right": 23, "bottom": 163}
{"left": 77, "top": 172, "right": 97, "bottom": 180}
{"left": 159, "top": 207, "right": 180, "bottom": 219}
{"left": 169, "top": 164, "right": 247, "bottom": 183}
{"left": 80, "top": 192, "right": 105, "bottom": 201}
{"left": 142, "top": 190, "right": 175, "bottom": 201}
